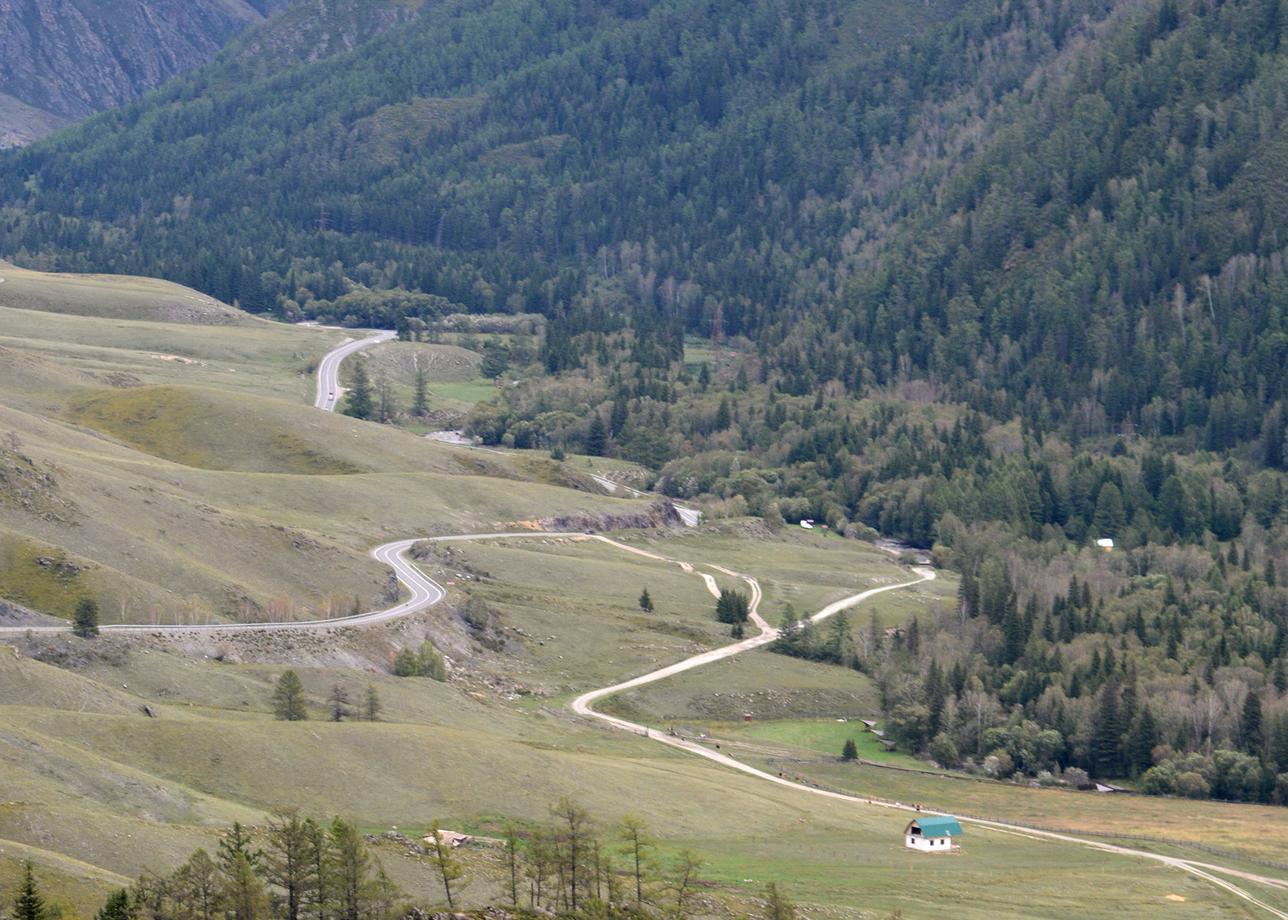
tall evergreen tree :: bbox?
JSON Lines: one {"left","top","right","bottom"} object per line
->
{"left": 73, "top": 597, "right": 100, "bottom": 638}
{"left": 342, "top": 360, "right": 373, "bottom": 420}
{"left": 95, "top": 889, "right": 130, "bottom": 920}
{"left": 1241, "top": 692, "right": 1265, "bottom": 754}
{"left": 265, "top": 808, "right": 317, "bottom": 920}
{"left": 411, "top": 358, "right": 429, "bottom": 417}
{"left": 585, "top": 414, "right": 608, "bottom": 456}
{"left": 1091, "top": 682, "right": 1122, "bottom": 778}
{"left": 13, "top": 862, "right": 45, "bottom": 920}
{"left": 272, "top": 671, "right": 308, "bottom": 721}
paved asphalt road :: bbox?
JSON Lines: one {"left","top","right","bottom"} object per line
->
{"left": 313, "top": 330, "right": 396, "bottom": 411}
{"left": 5, "top": 335, "right": 1284, "bottom": 915}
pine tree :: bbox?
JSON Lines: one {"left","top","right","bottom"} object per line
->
{"left": 411, "top": 357, "right": 429, "bottom": 417}
{"left": 1241, "top": 692, "right": 1264, "bottom": 754}
{"left": 272, "top": 670, "right": 308, "bottom": 721}
{"left": 1092, "top": 481, "right": 1126, "bottom": 537}
{"left": 638, "top": 587, "right": 654, "bottom": 613}
{"left": 1125, "top": 707, "right": 1158, "bottom": 777}
{"left": 841, "top": 738, "right": 858, "bottom": 761}
{"left": 14, "top": 862, "right": 45, "bottom": 920}
{"left": 1001, "top": 604, "right": 1024, "bottom": 664}
{"left": 342, "top": 360, "right": 373, "bottom": 420}
{"left": 73, "top": 597, "right": 100, "bottom": 638}
{"left": 95, "top": 889, "right": 130, "bottom": 920}
{"left": 586, "top": 414, "right": 608, "bottom": 456}
{"left": 1091, "top": 682, "right": 1122, "bottom": 778}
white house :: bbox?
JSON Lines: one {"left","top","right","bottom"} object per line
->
{"left": 904, "top": 816, "right": 963, "bottom": 852}
{"left": 1095, "top": 537, "right": 1114, "bottom": 551}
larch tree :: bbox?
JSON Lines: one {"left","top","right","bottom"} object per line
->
{"left": 617, "top": 813, "right": 655, "bottom": 907}
{"left": 265, "top": 808, "right": 317, "bottom": 920}
{"left": 363, "top": 684, "right": 382, "bottom": 722}
{"left": 426, "top": 820, "right": 464, "bottom": 910}
{"left": 764, "top": 882, "right": 797, "bottom": 920}
{"left": 272, "top": 670, "right": 308, "bottom": 721}
{"left": 669, "top": 850, "right": 704, "bottom": 917}
{"left": 327, "top": 817, "right": 371, "bottom": 920}
{"left": 328, "top": 684, "right": 350, "bottom": 722}
{"left": 503, "top": 824, "right": 521, "bottom": 908}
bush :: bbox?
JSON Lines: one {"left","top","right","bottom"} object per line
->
{"left": 1174, "top": 771, "right": 1212, "bottom": 799}
{"left": 928, "top": 733, "right": 960, "bottom": 769}
{"left": 982, "top": 749, "right": 1015, "bottom": 779}
{"left": 1061, "top": 766, "right": 1090, "bottom": 788}
{"left": 393, "top": 641, "right": 448, "bottom": 680}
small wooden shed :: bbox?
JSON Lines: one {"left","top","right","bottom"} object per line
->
{"left": 904, "top": 816, "right": 963, "bottom": 852}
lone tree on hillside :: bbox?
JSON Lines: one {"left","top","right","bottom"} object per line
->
{"left": 374, "top": 374, "right": 397, "bottom": 424}
{"left": 272, "top": 670, "right": 308, "bottom": 721}
{"left": 328, "top": 684, "right": 350, "bottom": 722}
{"left": 342, "top": 360, "right": 373, "bottom": 420}
{"left": 14, "top": 861, "right": 46, "bottom": 920}
{"left": 842, "top": 738, "right": 858, "bottom": 761}
{"left": 638, "top": 587, "right": 654, "bottom": 613}
{"left": 363, "top": 684, "right": 382, "bottom": 722}
{"left": 73, "top": 597, "right": 100, "bottom": 638}
{"left": 411, "top": 357, "right": 429, "bottom": 417}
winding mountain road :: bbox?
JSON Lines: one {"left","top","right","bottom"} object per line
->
{"left": 4, "top": 333, "right": 1285, "bottom": 915}
{"left": 313, "top": 330, "right": 396, "bottom": 411}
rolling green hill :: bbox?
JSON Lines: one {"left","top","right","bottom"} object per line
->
{"left": 0, "top": 266, "right": 637, "bottom": 626}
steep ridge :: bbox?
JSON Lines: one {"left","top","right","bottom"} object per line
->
{"left": 0, "top": 0, "right": 273, "bottom": 146}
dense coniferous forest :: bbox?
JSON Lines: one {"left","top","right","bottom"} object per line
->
{"left": 5, "top": 0, "right": 1288, "bottom": 794}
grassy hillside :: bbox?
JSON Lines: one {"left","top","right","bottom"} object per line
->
{"left": 5, "top": 528, "right": 1279, "bottom": 918}
{"left": 0, "top": 261, "right": 248, "bottom": 323}
{"left": 0, "top": 267, "right": 643, "bottom": 624}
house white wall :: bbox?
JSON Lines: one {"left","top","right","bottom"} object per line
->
{"left": 906, "top": 834, "right": 953, "bottom": 852}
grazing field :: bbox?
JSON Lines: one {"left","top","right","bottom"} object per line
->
{"left": 0, "top": 262, "right": 249, "bottom": 324}
{"left": 0, "top": 271, "right": 641, "bottom": 623}
{"left": 1, "top": 631, "right": 1268, "bottom": 920}
{"left": 3, "top": 268, "right": 1285, "bottom": 919}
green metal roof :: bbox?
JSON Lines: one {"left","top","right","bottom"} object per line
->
{"left": 910, "top": 816, "right": 963, "bottom": 837}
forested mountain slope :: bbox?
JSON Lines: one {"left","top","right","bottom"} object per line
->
{"left": 6, "top": 0, "right": 1288, "bottom": 803}
{"left": 1, "top": 0, "right": 1286, "bottom": 445}
{"left": 0, "top": 0, "right": 305, "bottom": 146}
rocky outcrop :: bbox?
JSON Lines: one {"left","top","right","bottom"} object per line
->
{"left": 538, "top": 500, "right": 683, "bottom": 533}
{"left": 0, "top": 0, "right": 273, "bottom": 144}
